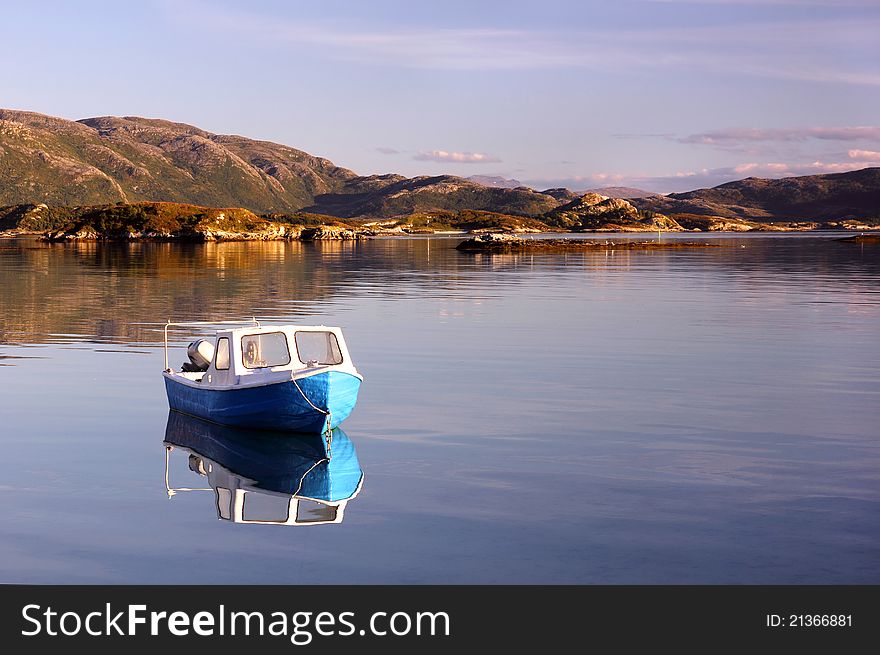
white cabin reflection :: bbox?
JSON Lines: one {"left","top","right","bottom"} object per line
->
{"left": 163, "top": 411, "right": 364, "bottom": 526}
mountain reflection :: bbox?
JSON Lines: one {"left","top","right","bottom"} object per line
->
{"left": 1, "top": 235, "right": 876, "bottom": 346}
{"left": 0, "top": 237, "right": 479, "bottom": 344}
{"left": 163, "top": 411, "right": 364, "bottom": 526}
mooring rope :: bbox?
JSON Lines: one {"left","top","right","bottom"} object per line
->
{"left": 292, "top": 457, "right": 331, "bottom": 497}
{"left": 291, "top": 376, "right": 333, "bottom": 445}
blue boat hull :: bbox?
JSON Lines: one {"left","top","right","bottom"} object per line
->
{"left": 164, "top": 411, "right": 363, "bottom": 502}
{"left": 164, "top": 370, "right": 361, "bottom": 433}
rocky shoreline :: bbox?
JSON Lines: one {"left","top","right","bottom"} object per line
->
{"left": 1, "top": 200, "right": 878, "bottom": 243}
{"left": 2, "top": 224, "right": 876, "bottom": 243}
{"left": 41, "top": 223, "right": 368, "bottom": 243}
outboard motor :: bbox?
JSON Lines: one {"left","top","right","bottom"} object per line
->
{"left": 183, "top": 339, "right": 215, "bottom": 372}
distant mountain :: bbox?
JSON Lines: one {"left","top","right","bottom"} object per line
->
{"left": 631, "top": 168, "right": 880, "bottom": 221}
{"left": 0, "top": 110, "right": 356, "bottom": 212}
{"left": 466, "top": 175, "right": 525, "bottom": 188}
{"left": 305, "top": 174, "right": 558, "bottom": 218}
{"left": 0, "top": 109, "right": 561, "bottom": 218}
{"left": 584, "top": 186, "right": 654, "bottom": 199}
{"left": 2, "top": 109, "right": 879, "bottom": 224}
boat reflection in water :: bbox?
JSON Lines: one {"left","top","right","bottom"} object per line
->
{"left": 163, "top": 411, "right": 364, "bottom": 526}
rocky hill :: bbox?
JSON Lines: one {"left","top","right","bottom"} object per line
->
{"left": 0, "top": 109, "right": 563, "bottom": 218}
{"left": 0, "top": 110, "right": 357, "bottom": 212}
{"left": 542, "top": 193, "right": 681, "bottom": 231}
{"left": 2, "top": 109, "right": 878, "bottom": 228}
{"left": 304, "top": 174, "right": 559, "bottom": 218}
{"left": 632, "top": 168, "right": 880, "bottom": 222}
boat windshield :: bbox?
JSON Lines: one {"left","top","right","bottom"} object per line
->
{"left": 295, "top": 331, "right": 343, "bottom": 365}
{"left": 215, "top": 337, "right": 230, "bottom": 370}
{"left": 241, "top": 332, "right": 291, "bottom": 369}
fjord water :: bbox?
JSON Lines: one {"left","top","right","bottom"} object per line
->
{"left": 0, "top": 234, "right": 878, "bottom": 583}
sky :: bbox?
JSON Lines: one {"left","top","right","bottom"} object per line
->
{"left": 2, "top": 0, "right": 879, "bottom": 192}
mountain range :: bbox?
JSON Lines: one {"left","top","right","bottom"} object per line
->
{"left": 0, "top": 109, "right": 556, "bottom": 218}
{"left": 632, "top": 168, "right": 880, "bottom": 222}
{"left": 1, "top": 109, "right": 878, "bottom": 227}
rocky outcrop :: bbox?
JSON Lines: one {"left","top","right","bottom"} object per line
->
{"left": 299, "top": 226, "right": 361, "bottom": 240}
{"left": 456, "top": 233, "right": 522, "bottom": 249}
{"left": 36, "top": 201, "right": 368, "bottom": 242}
{"left": 45, "top": 226, "right": 100, "bottom": 241}
{"left": 542, "top": 193, "right": 681, "bottom": 231}
{"left": 666, "top": 213, "right": 818, "bottom": 232}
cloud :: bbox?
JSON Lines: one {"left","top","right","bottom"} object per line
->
{"left": 165, "top": 1, "right": 880, "bottom": 85}
{"left": 654, "top": 159, "right": 880, "bottom": 190}
{"left": 413, "top": 150, "right": 501, "bottom": 164}
{"left": 849, "top": 149, "right": 880, "bottom": 159}
{"left": 728, "top": 160, "right": 880, "bottom": 176}
{"left": 375, "top": 147, "right": 400, "bottom": 155}
{"left": 527, "top": 159, "right": 880, "bottom": 194}
{"left": 680, "top": 127, "right": 880, "bottom": 145}
{"left": 523, "top": 173, "right": 628, "bottom": 191}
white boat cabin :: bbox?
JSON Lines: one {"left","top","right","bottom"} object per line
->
{"left": 165, "top": 323, "right": 360, "bottom": 388}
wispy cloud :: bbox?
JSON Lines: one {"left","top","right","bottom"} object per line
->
{"left": 165, "top": 1, "right": 880, "bottom": 85}
{"left": 528, "top": 158, "right": 880, "bottom": 194}
{"left": 680, "top": 127, "right": 880, "bottom": 145}
{"left": 414, "top": 150, "right": 501, "bottom": 164}
{"left": 729, "top": 160, "right": 880, "bottom": 175}
{"left": 171, "top": 2, "right": 585, "bottom": 72}
{"left": 375, "top": 147, "right": 400, "bottom": 155}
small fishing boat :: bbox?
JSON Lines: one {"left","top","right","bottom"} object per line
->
{"left": 164, "top": 411, "right": 363, "bottom": 525}
{"left": 162, "top": 320, "right": 362, "bottom": 433}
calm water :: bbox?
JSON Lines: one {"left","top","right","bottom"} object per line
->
{"left": 0, "top": 234, "right": 878, "bottom": 583}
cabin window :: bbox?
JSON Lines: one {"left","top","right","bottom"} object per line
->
{"left": 215, "top": 337, "right": 230, "bottom": 370}
{"left": 216, "top": 488, "right": 232, "bottom": 520}
{"left": 295, "top": 331, "right": 343, "bottom": 365}
{"left": 241, "top": 332, "right": 291, "bottom": 369}
{"left": 241, "top": 492, "right": 293, "bottom": 523}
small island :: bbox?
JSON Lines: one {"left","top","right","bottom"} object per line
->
{"left": 455, "top": 233, "right": 724, "bottom": 252}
